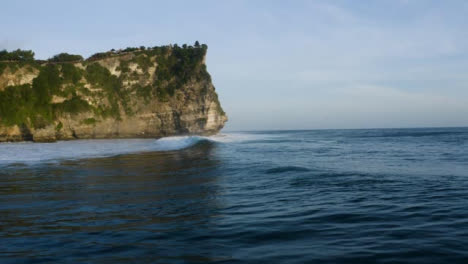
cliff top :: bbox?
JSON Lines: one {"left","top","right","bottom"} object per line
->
{"left": 0, "top": 41, "right": 207, "bottom": 65}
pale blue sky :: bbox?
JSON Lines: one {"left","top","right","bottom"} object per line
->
{"left": 2, "top": 0, "right": 468, "bottom": 130}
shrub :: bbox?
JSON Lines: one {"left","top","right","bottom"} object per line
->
{"left": 85, "top": 63, "right": 127, "bottom": 118}
{"left": 82, "top": 118, "right": 97, "bottom": 125}
{"left": 134, "top": 84, "right": 152, "bottom": 102}
{"left": 54, "top": 96, "right": 91, "bottom": 115}
{"left": 87, "top": 52, "right": 109, "bottom": 60}
{"left": 117, "top": 60, "right": 130, "bottom": 73}
{"left": 0, "top": 84, "right": 34, "bottom": 126}
{"left": 123, "top": 47, "right": 139, "bottom": 52}
{"left": 85, "top": 63, "right": 112, "bottom": 86}
{"left": 133, "top": 54, "right": 151, "bottom": 72}
{"left": 0, "top": 62, "right": 7, "bottom": 75}
{"left": 0, "top": 49, "right": 35, "bottom": 61}
{"left": 32, "top": 64, "right": 61, "bottom": 106}
{"left": 56, "top": 122, "right": 63, "bottom": 131}
{"left": 48, "top": 53, "right": 84, "bottom": 62}
{"left": 61, "top": 64, "right": 83, "bottom": 84}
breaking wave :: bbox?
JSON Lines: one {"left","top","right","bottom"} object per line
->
{"left": 0, "top": 136, "right": 210, "bottom": 166}
{"left": 0, "top": 132, "right": 278, "bottom": 166}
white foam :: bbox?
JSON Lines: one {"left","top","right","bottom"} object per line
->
{"left": 0, "top": 132, "right": 275, "bottom": 166}
{"left": 0, "top": 136, "right": 205, "bottom": 166}
{"left": 152, "top": 136, "right": 206, "bottom": 151}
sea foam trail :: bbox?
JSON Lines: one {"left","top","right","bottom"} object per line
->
{"left": 0, "top": 132, "right": 276, "bottom": 166}
{"left": 0, "top": 136, "right": 205, "bottom": 166}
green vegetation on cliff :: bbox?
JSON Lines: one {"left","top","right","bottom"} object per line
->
{"left": 154, "top": 43, "right": 207, "bottom": 99}
{"left": 0, "top": 42, "right": 212, "bottom": 129}
{"left": 0, "top": 49, "right": 39, "bottom": 75}
{"left": 0, "top": 64, "right": 91, "bottom": 128}
{"left": 0, "top": 49, "right": 35, "bottom": 62}
{"left": 48, "top": 53, "right": 84, "bottom": 62}
{"left": 85, "top": 62, "right": 128, "bottom": 118}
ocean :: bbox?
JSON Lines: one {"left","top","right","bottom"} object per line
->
{"left": 1, "top": 127, "right": 468, "bottom": 263}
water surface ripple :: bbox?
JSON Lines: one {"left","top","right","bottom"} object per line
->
{"left": 1, "top": 128, "right": 468, "bottom": 263}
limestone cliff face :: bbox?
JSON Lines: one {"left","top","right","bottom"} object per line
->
{"left": 0, "top": 45, "right": 227, "bottom": 142}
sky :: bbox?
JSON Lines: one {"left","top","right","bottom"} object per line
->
{"left": 1, "top": 0, "right": 468, "bottom": 130}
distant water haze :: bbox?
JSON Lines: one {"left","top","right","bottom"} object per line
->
{"left": 2, "top": 0, "right": 468, "bottom": 130}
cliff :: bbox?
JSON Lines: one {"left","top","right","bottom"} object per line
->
{"left": 0, "top": 44, "right": 227, "bottom": 142}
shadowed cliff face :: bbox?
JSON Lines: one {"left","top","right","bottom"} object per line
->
{"left": 0, "top": 45, "right": 227, "bottom": 142}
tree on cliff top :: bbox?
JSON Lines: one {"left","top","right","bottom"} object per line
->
{"left": 48, "top": 53, "right": 84, "bottom": 62}
{"left": 0, "top": 49, "right": 35, "bottom": 61}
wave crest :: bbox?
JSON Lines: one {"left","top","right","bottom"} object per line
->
{"left": 152, "top": 136, "right": 210, "bottom": 151}
{"left": 0, "top": 136, "right": 213, "bottom": 166}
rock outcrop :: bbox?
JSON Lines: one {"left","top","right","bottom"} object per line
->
{"left": 0, "top": 44, "right": 227, "bottom": 142}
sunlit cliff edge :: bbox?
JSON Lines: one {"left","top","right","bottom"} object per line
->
{"left": 0, "top": 43, "right": 227, "bottom": 142}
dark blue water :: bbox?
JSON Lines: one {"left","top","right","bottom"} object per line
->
{"left": 1, "top": 128, "right": 468, "bottom": 263}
